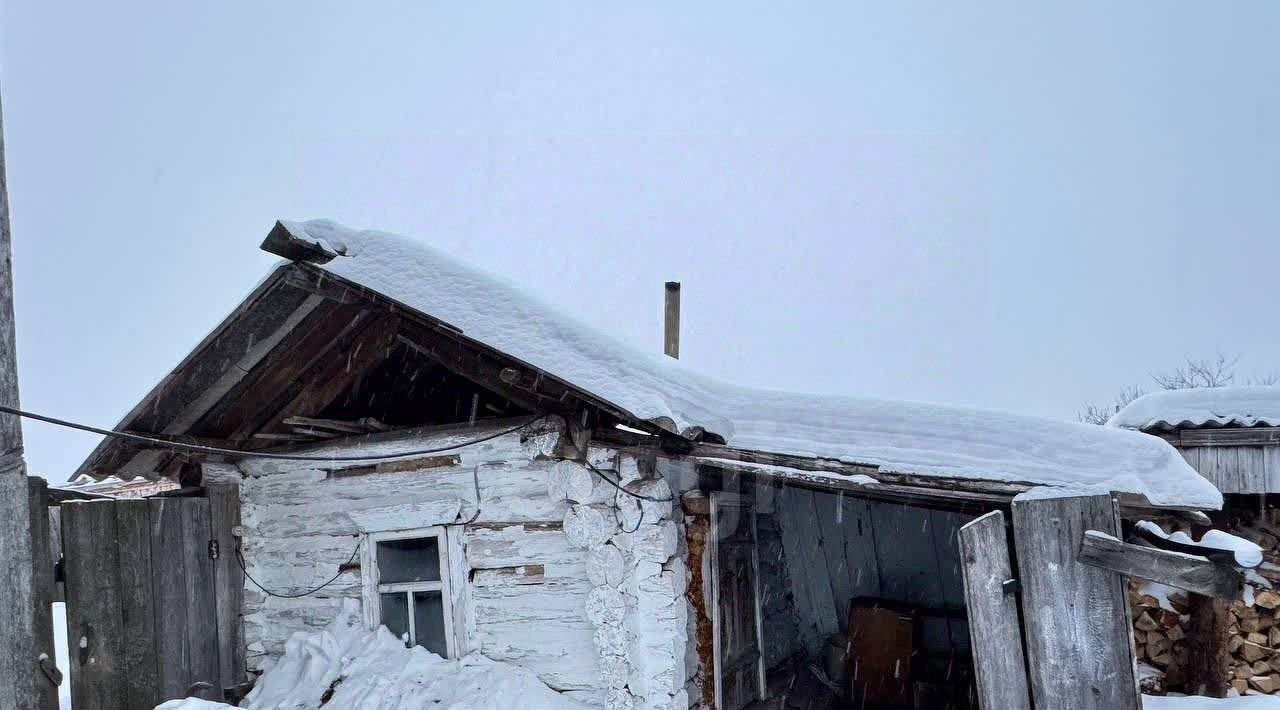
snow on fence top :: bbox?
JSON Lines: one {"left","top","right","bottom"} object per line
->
{"left": 1108, "top": 386, "right": 1280, "bottom": 431}
{"left": 276, "top": 219, "right": 1221, "bottom": 509}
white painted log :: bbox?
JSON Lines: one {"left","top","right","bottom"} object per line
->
{"left": 548, "top": 460, "right": 597, "bottom": 503}
{"left": 617, "top": 455, "right": 643, "bottom": 484}
{"left": 594, "top": 622, "right": 631, "bottom": 658}
{"left": 587, "top": 543, "right": 628, "bottom": 587}
{"left": 598, "top": 652, "right": 630, "bottom": 689}
{"left": 617, "top": 477, "right": 673, "bottom": 530}
{"left": 347, "top": 499, "right": 461, "bottom": 532}
{"left": 565, "top": 504, "right": 618, "bottom": 550}
{"left": 521, "top": 415, "right": 565, "bottom": 459}
{"left": 606, "top": 687, "right": 638, "bottom": 710}
{"left": 586, "top": 586, "right": 629, "bottom": 626}
{"left": 632, "top": 520, "right": 679, "bottom": 564}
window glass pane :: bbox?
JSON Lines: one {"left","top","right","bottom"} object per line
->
{"left": 376, "top": 536, "right": 440, "bottom": 584}
{"left": 412, "top": 590, "right": 448, "bottom": 656}
{"left": 380, "top": 592, "right": 410, "bottom": 645}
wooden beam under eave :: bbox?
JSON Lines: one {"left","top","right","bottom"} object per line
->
{"left": 284, "top": 263, "right": 638, "bottom": 424}
{"left": 249, "top": 314, "right": 402, "bottom": 441}
{"left": 201, "top": 302, "right": 372, "bottom": 441}
{"left": 71, "top": 268, "right": 311, "bottom": 480}
{"left": 1077, "top": 530, "right": 1244, "bottom": 599}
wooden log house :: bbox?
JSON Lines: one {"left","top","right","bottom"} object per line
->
{"left": 40, "top": 219, "right": 1241, "bottom": 710}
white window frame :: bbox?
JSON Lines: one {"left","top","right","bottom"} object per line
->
{"left": 361, "top": 526, "right": 464, "bottom": 658}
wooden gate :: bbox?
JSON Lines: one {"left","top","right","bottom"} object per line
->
{"left": 61, "top": 497, "right": 225, "bottom": 709}
{"left": 710, "top": 492, "right": 765, "bottom": 710}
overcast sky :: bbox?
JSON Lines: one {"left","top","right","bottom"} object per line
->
{"left": 2, "top": 2, "right": 1278, "bottom": 480}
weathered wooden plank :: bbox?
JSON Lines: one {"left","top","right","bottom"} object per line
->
{"left": 28, "top": 478, "right": 57, "bottom": 710}
{"left": 1078, "top": 531, "right": 1243, "bottom": 599}
{"left": 777, "top": 486, "right": 823, "bottom": 655}
{"left": 1237, "top": 447, "right": 1267, "bottom": 492}
{"left": 840, "top": 495, "right": 882, "bottom": 601}
{"left": 181, "top": 499, "right": 221, "bottom": 699}
{"left": 1179, "top": 427, "right": 1280, "bottom": 447}
{"left": 1012, "top": 493, "right": 1139, "bottom": 710}
{"left": 116, "top": 500, "right": 160, "bottom": 709}
{"left": 150, "top": 497, "right": 191, "bottom": 701}
{"left": 1199, "top": 447, "right": 1242, "bottom": 494}
{"left": 958, "top": 511, "right": 1031, "bottom": 710}
{"left": 207, "top": 484, "right": 244, "bottom": 694}
{"left": 1266, "top": 446, "right": 1280, "bottom": 493}
{"left": 808, "top": 489, "right": 853, "bottom": 624}
{"left": 62, "top": 501, "right": 127, "bottom": 710}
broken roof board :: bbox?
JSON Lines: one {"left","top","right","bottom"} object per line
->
{"left": 269, "top": 219, "right": 1220, "bottom": 510}
{"left": 1108, "top": 386, "right": 1280, "bottom": 432}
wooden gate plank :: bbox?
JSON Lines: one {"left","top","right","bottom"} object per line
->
{"left": 1012, "top": 493, "right": 1140, "bottom": 710}
{"left": 62, "top": 501, "right": 127, "bottom": 710}
{"left": 149, "top": 497, "right": 191, "bottom": 702}
{"left": 116, "top": 500, "right": 160, "bottom": 709}
{"left": 28, "top": 478, "right": 57, "bottom": 710}
{"left": 958, "top": 510, "right": 1031, "bottom": 710}
{"left": 181, "top": 498, "right": 222, "bottom": 698}
{"left": 207, "top": 483, "right": 245, "bottom": 693}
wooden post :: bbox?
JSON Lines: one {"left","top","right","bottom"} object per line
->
{"left": 1185, "top": 594, "right": 1231, "bottom": 697}
{"left": 664, "top": 281, "right": 680, "bottom": 359}
{"left": 0, "top": 82, "right": 38, "bottom": 710}
{"left": 207, "top": 483, "right": 245, "bottom": 694}
{"left": 1011, "top": 492, "right": 1141, "bottom": 710}
{"left": 958, "top": 511, "right": 1032, "bottom": 710}
{"left": 28, "top": 478, "right": 57, "bottom": 710}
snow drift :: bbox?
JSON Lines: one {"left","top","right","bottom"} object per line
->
{"left": 1109, "top": 386, "right": 1280, "bottom": 431}
{"left": 154, "top": 600, "right": 588, "bottom": 710}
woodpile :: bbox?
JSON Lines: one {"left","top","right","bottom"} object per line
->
{"left": 1132, "top": 582, "right": 1280, "bottom": 695}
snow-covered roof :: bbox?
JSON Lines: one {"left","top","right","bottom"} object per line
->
{"left": 1108, "top": 386, "right": 1280, "bottom": 431}
{"left": 274, "top": 219, "right": 1220, "bottom": 509}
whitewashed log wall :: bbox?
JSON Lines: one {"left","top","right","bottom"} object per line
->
{"left": 238, "top": 422, "right": 690, "bottom": 710}
{"left": 772, "top": 485, "right": 972, "bottom": 659}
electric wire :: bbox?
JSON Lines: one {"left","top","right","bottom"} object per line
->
{"left": 0, "top": 404, "right": 544, "bottom": 463}
{"left": 236, "top": 541, "right": 360, "bottom": 599}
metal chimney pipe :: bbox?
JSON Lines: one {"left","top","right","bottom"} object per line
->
{"left": 664, "top": 282, "right": 681, "bottom": 359}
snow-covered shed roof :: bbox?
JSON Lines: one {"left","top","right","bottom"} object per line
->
{"left": 269, "top": 219, "right": 1219, "bottom": 509}
{"left": 1108, "top": 386, "right": 1280, "bottom": 432}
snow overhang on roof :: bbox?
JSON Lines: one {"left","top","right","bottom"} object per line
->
{"left": 255, "top": 219, "right": 1221, "bottom": 510}
{"left": 1107, "top": 386, "right": 1280, "bottom": 432}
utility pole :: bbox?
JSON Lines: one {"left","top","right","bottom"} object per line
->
{"left": 0, "top": 83, "right": 37, "bottom": 709}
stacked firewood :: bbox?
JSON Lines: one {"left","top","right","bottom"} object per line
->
{"left": 1226, "top": 592, "right": 1280, "bottom": 694}
{"left": 1132, "top": 582, "right": 1280, "bottom": 695}
{"left": 1131, "top": 585, "right": 1191, "bottom": 693}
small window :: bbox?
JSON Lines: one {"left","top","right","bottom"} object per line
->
{"left": 363, "top": 528, "right": 456, "bottom": 657}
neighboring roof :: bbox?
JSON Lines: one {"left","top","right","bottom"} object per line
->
{"left": 1108, "top": 386, "right": 1280, "bottom": 432}
{"left": 269, "top": 219, "right": 1220, "bottom": 509}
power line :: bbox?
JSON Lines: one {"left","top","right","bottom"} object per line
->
{"left": 0, "top": 404, "right": 545, "bottom": 463}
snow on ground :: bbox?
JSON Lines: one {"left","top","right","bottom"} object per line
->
{"left": 1109, "top": 386, "right": 1280, "bottom": 431}
{"left": 1146, "top": 695, "right": 1280, "bottom": 709}
{"left": 273, "top": 219, "right": 1220, "bottom": 510}
{"left": 154, "top": 599, "right": 587, "bottom": 710}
